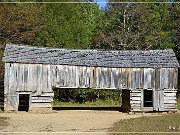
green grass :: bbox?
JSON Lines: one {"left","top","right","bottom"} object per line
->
{"left": 53, "top": 97, "right": 180, "bottom": 108}
{"left": 109, "top": 114, "right": 180, "bottom": 135}
{"left": 53, "top": 99, "right": 121, "bottom": 107}
{"left": 177, "top": 97, "right": 180, "bottom": 110}
{"left": 108, "top": 97, "right": 180, "bottom": 135}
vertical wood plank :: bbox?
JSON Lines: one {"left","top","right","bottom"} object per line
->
{"left": 155, "top": 68, "right": 160, "bottom": 90}
{"left": 24, "top": 64, "right": 28, "bottom": 91}
{"left": 144, "top": 68, "right": 155, "bottom": 89}
{"left": 121, "top": 68, "right": 128, "bottom": 89}
{"left": 131, "top": 68, "right": 142, "bottom": 89}
{"left": 160, "top": 68, "right": 169, "bottom": 89}
{"left": 50, "top": 65, "right": 56, "bottom": 87}
{"left": 90, "top": 67, "right": 96, "bottom": 88}
{"left": 173, "top": 68, "right": 178, "bottom": 90}
{"left": 153, "top": 90, "right": 158, "bottom": 111}
{"left": 96, "top": 67, "right": 100, "bottom": 88}
{"left": 159, "top": 90, "right": 164, "bottom": 111}
{"left": 76, "top": 66, "right": 80, "bottom": 88}
{"left": 47, "top": 64, "right": 52, "bottom": 92}
{"left": 4, "top": 63, "right": 10, "bottom": 94}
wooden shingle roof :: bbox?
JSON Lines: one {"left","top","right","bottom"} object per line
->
{"left": 2, "top": 43, "right": 180, "bottom": 68}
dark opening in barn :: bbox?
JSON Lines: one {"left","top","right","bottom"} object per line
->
{"left": 143, "top": 90, "right": 153, "bottom": 107}
{"left": 121, "top": 90, "right": 130, "bottom": 112}
{"left": 18, "top": 94, "right": 29, "bottom": 111}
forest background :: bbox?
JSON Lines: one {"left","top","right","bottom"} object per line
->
{"left": 0, "top": 0, "right": 179, "bottom": 106}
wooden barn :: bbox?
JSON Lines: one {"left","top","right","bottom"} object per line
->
{"left": 2, "top": 43, "right": 180, "bottom": 112}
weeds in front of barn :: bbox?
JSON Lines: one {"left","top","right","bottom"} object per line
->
{"left": 53, "top": 99, "right": 121, "bottom": 107}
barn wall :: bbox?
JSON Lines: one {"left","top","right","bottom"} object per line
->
{"left": 129, "top": 68, "right": 178, "bottom": 112}
{"left": 4, "top": 63, "right": 53, "bottom": 111}
{"left": 52, "top": 65, "right": 131, "bottom": 89}
{"left": 163, "top": 68, "right": 178, "bottom": 111}
{"left": 130, "top": 89, "right": 142, "bottom": 112}
{"left": 4, "top": 63, "right": 178, "bottom": 112}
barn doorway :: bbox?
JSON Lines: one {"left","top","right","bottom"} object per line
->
{"left": 52, "top": 88, "right": 122, "bottom": 111}
{"left": 143, "top": 89, "right": 153, "bottom": 107}
{"left": 121, "top": 89, "right": 130, "bottom": 112}
{"left": 18, "top": 94, "right": 30, "bottom": 111}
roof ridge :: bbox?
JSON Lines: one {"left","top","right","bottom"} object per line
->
{"left": 3, "top": 43, "right": 180, "bottom": 68}
{"left": 6, "top": 43, "right": 174, "bottom": 52}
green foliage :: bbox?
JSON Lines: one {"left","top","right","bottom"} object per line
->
{"left": 34, "top": 0, "right": 100, "bottom": 49}
{"left": 0, "top": 3, "right": 43, "bottom": 44}
{"left": 170, "top": 2, "right": 180, "bottom": 92}
{"left": 53, "top": 88, "right": 121, "bottom": 104}
{"left": 171, "top": 3, "right": 180, "bottom": 60}
{"left": 93, "top": 1, "right": 176, "bottom": 50}
{"left": 148, "top": 2, "right": 175, "bottom": 49}
{"left": 53, "top": 99, "right": 121, "bottom": 107}
{"left": 0, "top": 3, "right": 43, "bottom": 99}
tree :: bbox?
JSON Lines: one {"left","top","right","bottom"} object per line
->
{"left": 0, "top": 3, "right": 43, "bottom": 44}
{"left": 92, "top": 0, "right": 175, "bottom": 50}
{"left": 0, "top": 3, "right": 43, "bottom": 100}
{"left": 171, "top": 1, "right": 180, "bottom": 95}
{"left": 33, "top": 0, "right": 102, "bottom": 103}
{"left": 147, "top": 2, "right": 174, "bottom": 49}
{"left": 171, "top": 2, "right": 180, "bottom": 59}
{"left": 34, "top": 0, "right": 100, "bottom": 49}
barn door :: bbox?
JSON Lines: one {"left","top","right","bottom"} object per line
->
{"left": 153, "top": 90, "right": 164, "bottom": 111}
{"left": 18, "top": 94, "right": 30, "bottom": 111}
{"left": 143, "top": 89, "right": 153, "bottom": 107}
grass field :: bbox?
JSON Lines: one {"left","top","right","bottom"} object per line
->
{"left": 109, "top": 114, "right": 180, "bottom": 135}
{"left": 108, "top": 97, "right": 180, "bottom": 134}
{"left": 53, "top": 99, "right": 121, "bottom": 107}
{"left": 53, "top": 97, "right": 180, "bottom": 108}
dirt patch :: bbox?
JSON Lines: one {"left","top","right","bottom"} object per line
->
{"left": 0, "top": 117, "right": 9, "bottom": 130}
{"left": 0, "top": 110, "right": 159, "bottom": 135}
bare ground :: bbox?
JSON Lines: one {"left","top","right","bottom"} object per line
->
{"left": 0, "top": 110, "right": 159, "bottom": 135}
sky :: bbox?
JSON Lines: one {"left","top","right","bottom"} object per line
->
{"left": 95, "top": 0, "right": 108, "bottom": 9}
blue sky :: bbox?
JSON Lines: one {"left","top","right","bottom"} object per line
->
{"left": 95, "top": 0, "right": 108, "bottom": 9}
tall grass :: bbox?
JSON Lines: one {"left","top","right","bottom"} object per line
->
{"left": 53, "top": 99, "right": 121, "bottom": 107}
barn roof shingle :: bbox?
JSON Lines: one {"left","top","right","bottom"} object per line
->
{"left": 2, "top": 43, "right": 180, "bottom": 68}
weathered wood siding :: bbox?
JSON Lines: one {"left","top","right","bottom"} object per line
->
{"left": 164, "top": 90, "right": 177, "bottom": 111}
{"left": 4, "top": 63, "right": 53, "bottom": 111}
{"left": 144, "top": 68, "right": 155, "bottom": 89}
{"left": 130, "top": 89, "right": 142, "bottom": 112}
{"left": 4, "top": 63, "right": 178, "bottom": 112}
{"left": 53, "top": 66, "right": 131, "bottom": 89}
{"left": 129, "top": 68, "right": 178, "bottom": 112}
